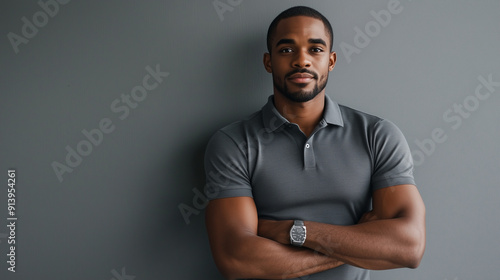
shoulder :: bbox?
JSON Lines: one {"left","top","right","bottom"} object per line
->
{"left": 217, "top": 110, "right": 263, "bottom": 138}
{"left": 337, "top": 104, "right": 408, "bottom": 147}
{"left": 338, "top": 104, "right": 402, "bottom": 134}
{"left": 206, "top": 110, "right": 264, "bottom": 154}
{"left": 338, "top": 104, "right": 383, "bottom": 126}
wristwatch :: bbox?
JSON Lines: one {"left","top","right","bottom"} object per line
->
{"left": 290, "top": 220, "right": 306, "bottom": 246}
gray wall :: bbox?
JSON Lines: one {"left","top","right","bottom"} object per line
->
{"left": 1, "top": 1, "right": 499, "bottom": 279}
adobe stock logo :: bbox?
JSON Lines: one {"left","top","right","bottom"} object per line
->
{"left": 110, "top": 267, "right": 135, "bottom": 280}
{"left": 411, "top": 74, "right": 500, "bottom": 166}
{"left": 51, "top": 64, "right": 169, "bottom": 182}
{"left": 340, "top": 0, "right": 411, "bottom": 64}
{"left": 7, "top": 0, "right": 72, "bottom": 54}
{"left": 212, "top": 0, "right": 242, "bottom": 21}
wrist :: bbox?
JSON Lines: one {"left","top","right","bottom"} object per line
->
{"left": 290, "top": 220, "right": 307, "bottom": 246}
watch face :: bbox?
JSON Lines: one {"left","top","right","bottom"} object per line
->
{"left": 291, "top": 227, "right": 305, "bottom": 242}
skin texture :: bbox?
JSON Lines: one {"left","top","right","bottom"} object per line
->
{"left": 258, "top": 184, "right": 426, "bottom": 270}
{"left": 263, "top": 16, "right": 336, "bottom": 137}
{"left": 206, "top": 197, "right": 343, "bottom": 280}
{"left": 205, "top": 15, "right": 426, "bottom": 279}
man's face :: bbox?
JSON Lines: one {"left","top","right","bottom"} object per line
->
{"left": 264, "top": 16, "right": 336, "bottom": 103}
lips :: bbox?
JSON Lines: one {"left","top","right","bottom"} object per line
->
{"left": 288, "top": 73, "right": 315, "bottom": 84}
{"left": 289, "top": 73, "right": 313, "bottom": 78}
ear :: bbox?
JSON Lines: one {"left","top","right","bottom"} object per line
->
{"left": 328, "top": 51, "right": 337, "bottom": 71}
{"left": 263, "top": 52, "right": 272, "bottom": 73}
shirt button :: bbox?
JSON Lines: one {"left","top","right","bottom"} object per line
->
{"left": 305, "top": 143, "right": 310, "bottom": 148}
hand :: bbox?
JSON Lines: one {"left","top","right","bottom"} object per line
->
{"left": 258, "top": 219, "right": 294, "bottom": 245}
{"left": 358, "top": 210, "right": 379, "bottom": 224}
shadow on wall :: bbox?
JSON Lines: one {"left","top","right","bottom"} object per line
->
{"left": 223, "top": 29, "right": 269, "bottom": 99}
{"left": 174, "top": 27, "right": 268, "bottom": 229}
{"left": 126, "top": 131, "right": 221, "bottom": 278}
{"left": 129, "top": 27, "right": 267, "bottom": 278}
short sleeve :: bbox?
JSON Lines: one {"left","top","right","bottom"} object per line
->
{"left": 370, "top": 119, "right": 416, "bottom": 190}
{"left": 204, "top": 130, "right": 253, "bottom": 200}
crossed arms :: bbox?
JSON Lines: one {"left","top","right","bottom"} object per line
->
{"left": 205, "top": 184, "right": 426, "bottom": 280}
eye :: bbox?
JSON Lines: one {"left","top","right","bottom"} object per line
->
{"left": 311, "top": 47, "right": 324, "bottom": 53}
{"left": 279, "top": 47, "right": 293, "bottom": 53}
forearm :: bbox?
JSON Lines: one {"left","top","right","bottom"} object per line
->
{"left": 216, "top": 233, "right": 343, "bottom": 279}
{"left": 304, "top": 217, "right": 425, "bottom": 269}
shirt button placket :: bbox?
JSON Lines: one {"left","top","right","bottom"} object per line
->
{"left": 304, "top": 141, "right": 315, "bottom": 169}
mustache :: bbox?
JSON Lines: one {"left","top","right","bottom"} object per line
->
{"left": 285, "top": 69, "right": 318, "bottom": 79}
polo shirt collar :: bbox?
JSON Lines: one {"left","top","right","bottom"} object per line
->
{"left": 261, "top": 95, "right": 289, "bottom": 132}
{"left": 262, "top": 94, "right": 344, "bottom": 132}
{"left": 323, "top": 94, "right": 344, "bottom": 127}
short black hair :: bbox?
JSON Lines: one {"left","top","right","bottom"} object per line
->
{"left": 266, "top": 6, "right": 334, "bottom": 53}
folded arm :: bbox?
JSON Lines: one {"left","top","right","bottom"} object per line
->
{"left": 205, "top": 196, "right": 343, "bottom": 280}
{"left": 258, "top": 184, "right": 426, "bottom": 270}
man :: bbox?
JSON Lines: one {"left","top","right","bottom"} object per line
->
{"left": 204, "top": 6, "right": 425, "bottom": 280}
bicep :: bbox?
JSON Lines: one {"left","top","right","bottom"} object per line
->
{"left": 205, "top": 197, "right": 258, "bottom": 257}
{"left": 371, "top": 184, "right": 426, "bottom": 266}
{"left": 371, "top": 184, "right": 425, "bottom": 222}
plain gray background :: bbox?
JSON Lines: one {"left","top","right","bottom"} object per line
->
{"left": 1, "top": 0, "right": 499, "bottom": 279}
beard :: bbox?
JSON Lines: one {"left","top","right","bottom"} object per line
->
{"left": 273, "top": 69, "right": 328, "bottom": 103}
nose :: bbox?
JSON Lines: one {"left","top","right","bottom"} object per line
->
{"left": 292, "top": 49, "right": 311, "bottom": 68}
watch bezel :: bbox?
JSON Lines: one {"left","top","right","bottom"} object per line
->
{"left": 290, "top": 220, "right": 306, "bottom": 246}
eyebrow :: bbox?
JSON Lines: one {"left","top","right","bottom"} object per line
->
{"left": 276, "top": 38, "right": 295, "bottom": 47}
{"left": 308, "top": 38, "right": 327, "bottom": 46}
{"left": 275, "top": 38, "right": 327, "bottom": 48}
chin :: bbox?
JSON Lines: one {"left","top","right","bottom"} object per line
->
{"left": 285, "top": 91, "right": 320, "bottom": 103}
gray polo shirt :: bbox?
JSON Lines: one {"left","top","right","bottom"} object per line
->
{"left": 204, "top": 94, "right": 415, "bottom": 280}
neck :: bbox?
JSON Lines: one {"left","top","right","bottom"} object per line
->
{"left": 273, "top": 91, "right": 325, "bottom": 138}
